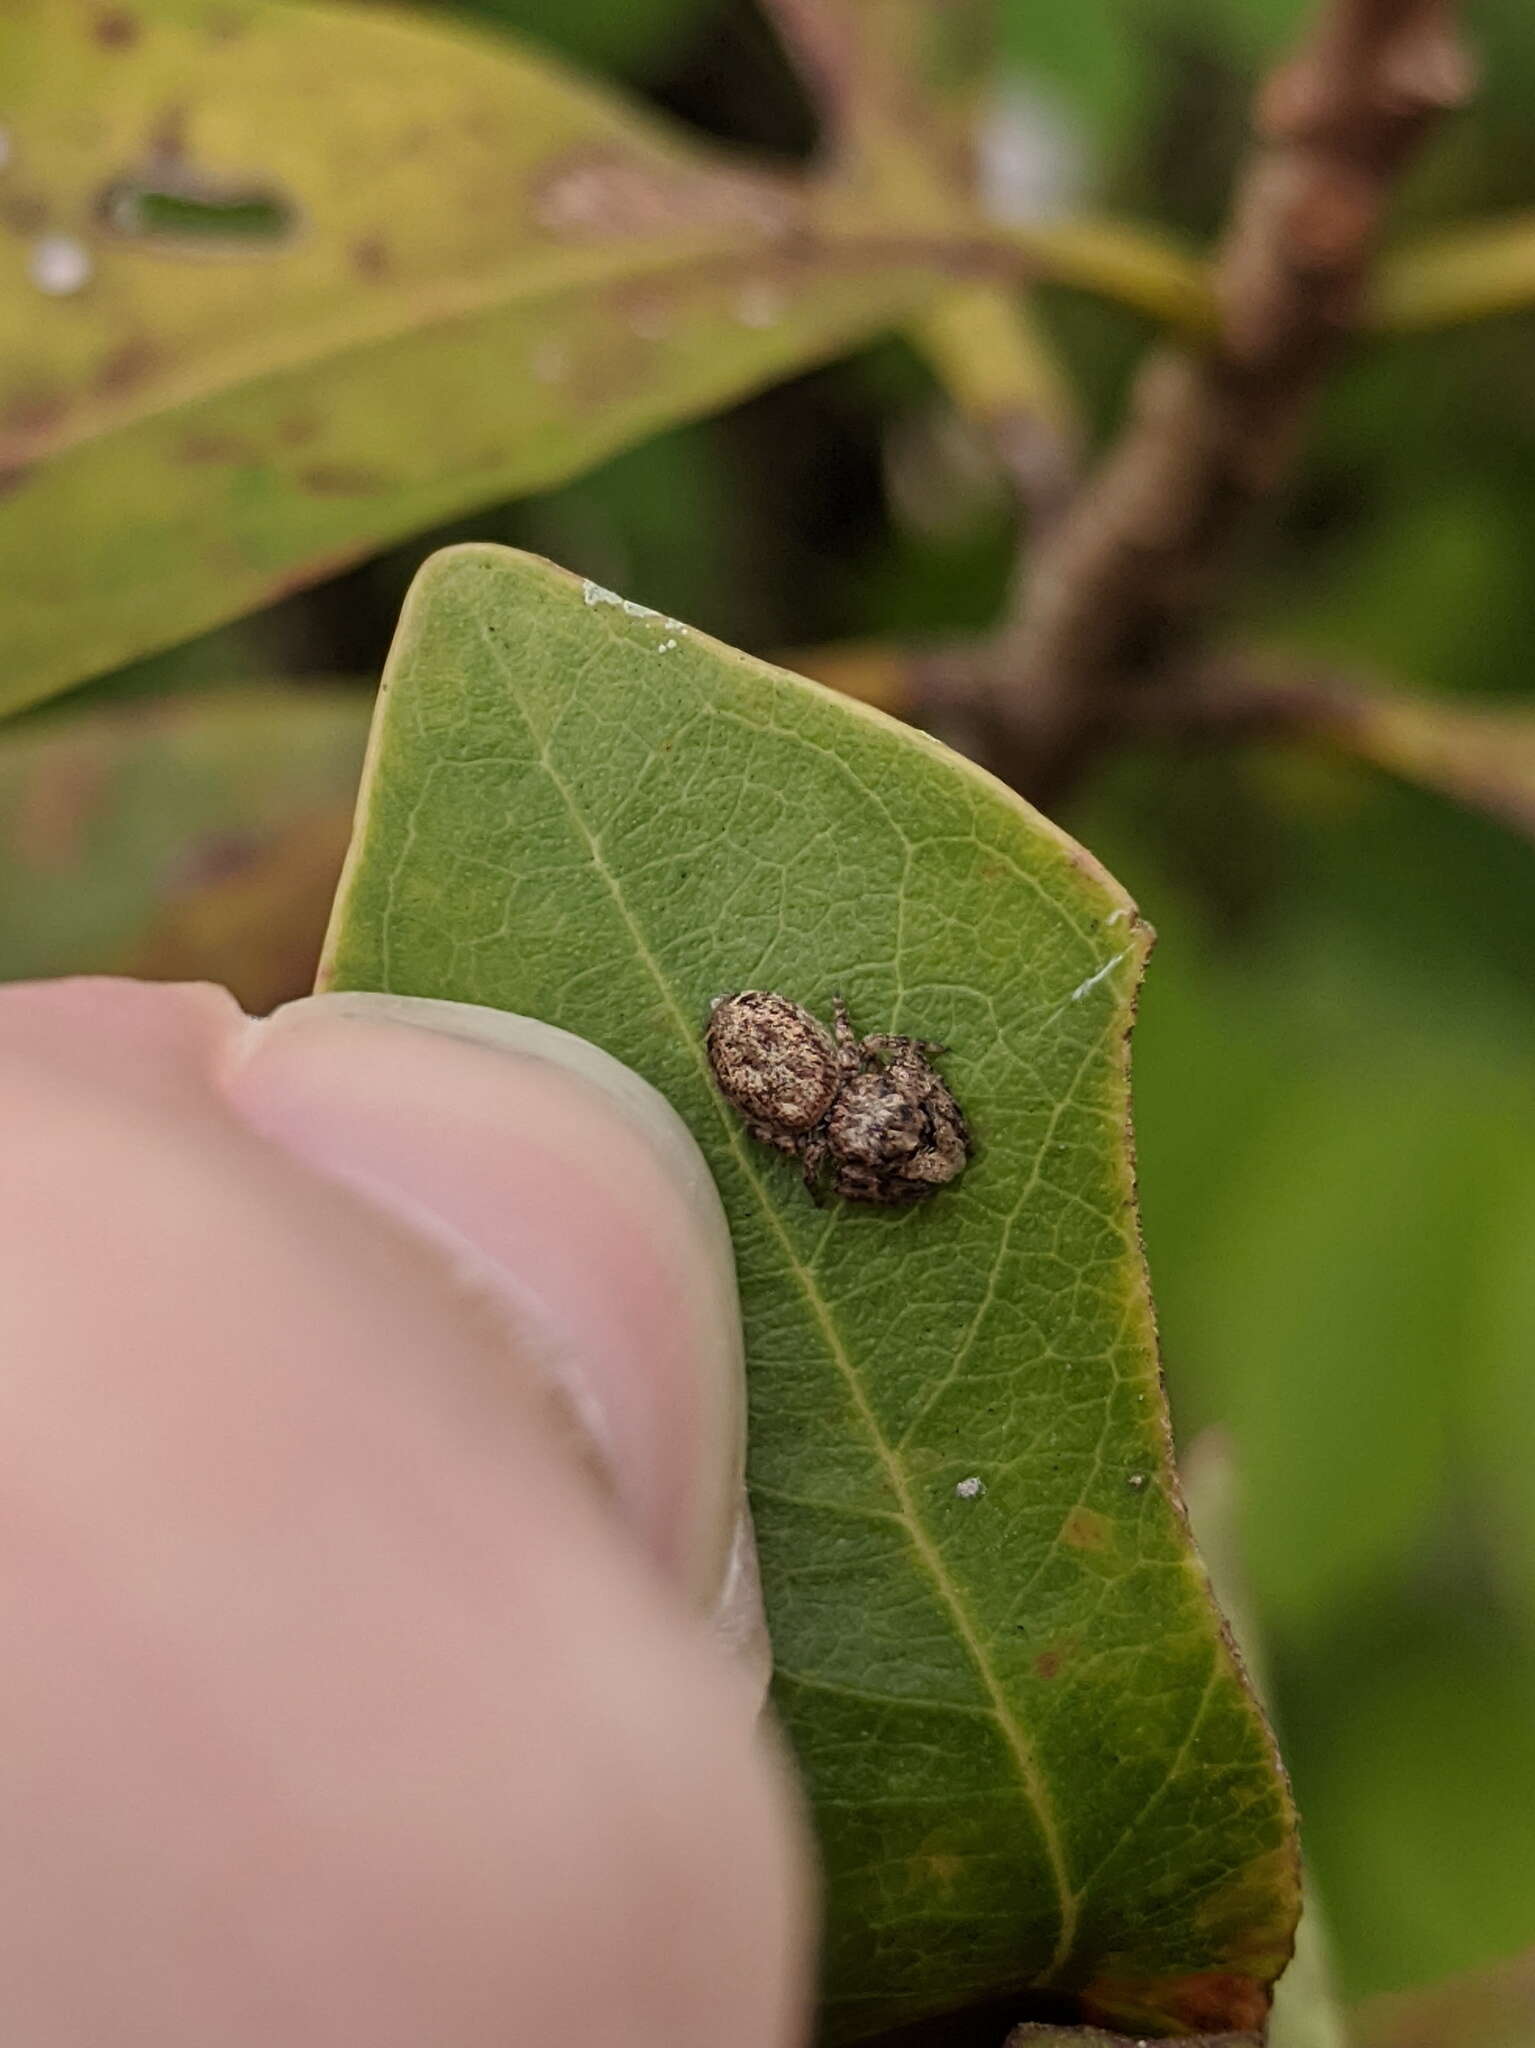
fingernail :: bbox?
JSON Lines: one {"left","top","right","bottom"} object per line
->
{"left": 712, "top": 1501, "right": 774, "bottom": 1698}
{"left": 220, "top": 991, "right": 753, "bottom": 1631}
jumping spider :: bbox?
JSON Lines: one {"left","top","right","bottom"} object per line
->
{"left": 705, "top": 990, "right": 971, "bottom": 1206}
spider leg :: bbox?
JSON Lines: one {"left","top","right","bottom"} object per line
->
{"left": 744, "top": 1119, "right": 801, "bottom": 1157}
{"left": 831, "top": 995, "right": 861, "bottom": 1080}
{"left": 861, "top": 1032, "right": 948, "bottom": 1062}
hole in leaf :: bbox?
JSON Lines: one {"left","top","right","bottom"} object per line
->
{"left": 98, "top": 171, "right": 299, "bottom": 252}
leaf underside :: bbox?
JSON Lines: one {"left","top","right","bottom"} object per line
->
{"left": 321, "top": 545, "right": 1299, "bottom": 2040}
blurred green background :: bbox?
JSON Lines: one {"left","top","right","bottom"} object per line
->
{"left": 6, "top": 0, "right": 1535, "bottom": 2026}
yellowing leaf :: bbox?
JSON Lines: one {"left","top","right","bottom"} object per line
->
{"left": 0, "top": 0, "right": 945, "bottom": 713}
{"left": 0, "top": 686, "right": 366, "bottom": 1008}
{"left": 322, "top": 544, "right": 1300, "bottom": 2040}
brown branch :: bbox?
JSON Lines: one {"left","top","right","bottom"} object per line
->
{"left": 931, "top": 0, "right": 1475, "bottom": 795}
{"left": 791, "top": 633, "right": 1535, "bottom": 847}
{"left": 757, "top": 0, "right": 971, "bottom": 179}
{"left": 1124, "top": 651, "right": 1535, "bottom": 843}
{"left": 755, "top": 0, "right": 869, "bottom": 147}
{"left": 761, "top": 1, "right": 1086, "bottom": 539}
{"left": 1112, "top": 660, "right": 1362, "bottom": 744}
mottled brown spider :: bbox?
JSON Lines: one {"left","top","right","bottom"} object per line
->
{"left": 704, "top": 990, "right": 971, "bottom": 1205}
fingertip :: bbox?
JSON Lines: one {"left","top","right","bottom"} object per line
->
{"left": 223, "top": 992, "right": 749, "bottom": 1616}
{"left": 0, "top": 976, "right": 245, "bottom": 1103}
{"left": 0, "top": 978, "right": 809, "bottom": 2046}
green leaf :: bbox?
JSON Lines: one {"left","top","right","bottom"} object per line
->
{"left": 322, "top": 543, "right": 1299, "bottom": 2039}
{"left": 0, "top": 685, "right": 367, "bottom": 1008}
{"left": 0, "top": 0, "right": 944, "bottom": 715}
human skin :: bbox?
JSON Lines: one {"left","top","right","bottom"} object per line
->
{"left": 0, "top": 977, "right": 810, "bottom": 2047}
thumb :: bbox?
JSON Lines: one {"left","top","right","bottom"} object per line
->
{"left": 0, "top": 975, "right": 809, "bottom": 2048}
{"left": 224, "top": 988, "right": 765, "bottom": 1663}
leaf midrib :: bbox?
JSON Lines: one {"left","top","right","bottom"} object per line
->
{"left": 16, "top": 229, "right": 848, "bottom": 467}
{"left": 467, "top": 609, "right": 1082, "bottom": 1975}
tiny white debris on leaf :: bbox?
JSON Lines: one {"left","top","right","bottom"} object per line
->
{"left": 1104, "top": 906, "right": 1129, "bottom": 926}
{"left": 954, "top": 1475, "right": 986, "bottom": 1500}
{"left": 1068, "top": 949, "right": 1129, "bottom": 1003}
{"left": 581, "top": 580, "right": 659, "bottom": 620}
{"left": 29, "top": 233, "right": 92, "bottom": 295}
{"left": 1127, "top": 1473, "right": 1147, "bottom": 1490}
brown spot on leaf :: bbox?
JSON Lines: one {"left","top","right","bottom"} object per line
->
{"left": 1059, "top": 1505, "right": 1112, "bottom": 1552}
{"left": 462, "top": 105, "right": 509, "bottom": 147}
{"left": 96, "top": 336, "right": 159, "bottom": 396}
{"left": 3, "top": 193, "right": 49, "bottom": 236}
{"left": 1033, "top": 1649, "right": 1062, "bottom": 1680}
{"left": 148, "top": 103, "right": 189, "bottom": 163}
{"left": 351, "top": 234, "right": 391, "bottom": 281}
{"left": 170, "top": 830, "right": 264, "bottom": 889}
{"left": 93, "top": 9, "right": 140, "bottom": 47}
{"left": 0, "top": 464, "right": 34, "bottom": 500}
{"left": 1082, "top": 1970, "right": 1270, "bottom": 2038}
{"left": 179, "top": 430, "right": 251, "bottom": 465}
{"left": 300, "top": 464, "right": 388, "bottom": 497}
{"left": 277, "top": 411, "right": 320, "bottom": 447}
{"left": 1, "top": 388, "right": 70, "bottom": 463}
{"left": 131, "top": 807, "right": 353, "bottom": 1013}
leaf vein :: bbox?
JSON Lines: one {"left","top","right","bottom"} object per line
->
{"left": 471, "top": 614, "right": 1082, "bottom": 1971}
